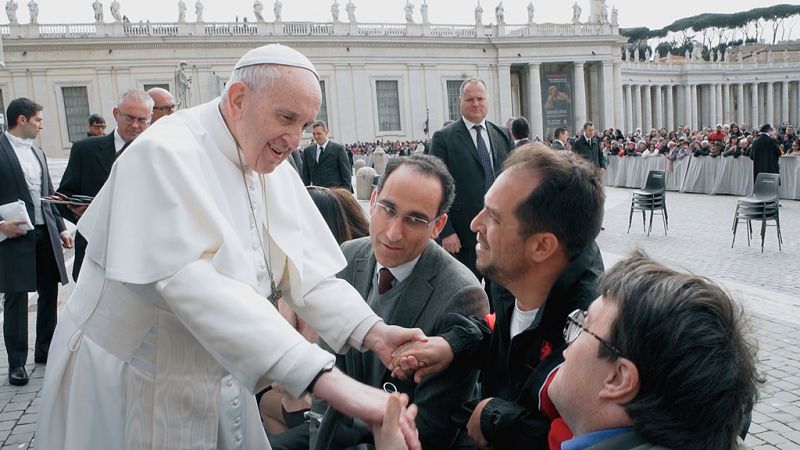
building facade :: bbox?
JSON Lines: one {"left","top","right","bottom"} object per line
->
{"left": 0, "top": 18, "right": 798, "bottom": 157}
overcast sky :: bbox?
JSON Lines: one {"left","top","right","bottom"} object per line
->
{"left": 11, "top": 0, "right": 800, "bottom": 38}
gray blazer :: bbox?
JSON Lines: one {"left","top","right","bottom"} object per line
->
{"left": 323, "top": 237, "right": 489, "bottom": 450}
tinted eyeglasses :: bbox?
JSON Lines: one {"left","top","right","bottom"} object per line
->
{"left": 563, "top": 309, "right": 623, "bottom": 358}
{"left": 153, "top": 104, "right": 176, "bottom": 113}
{"left": 372, "top": 200, "right": 438, "bottom": 230}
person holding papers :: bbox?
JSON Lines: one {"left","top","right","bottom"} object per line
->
{"left": 0, "top": 97, "right": 73, "bottom": 386}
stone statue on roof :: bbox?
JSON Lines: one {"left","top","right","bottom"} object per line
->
{"left": 5, "top": 0, "right": 17, "bottom": 25}
{"left": 92, "top": 0, "right": 103, "bottom": 23}
{"left": 527, "top": 2, "right": 534, "bottom": 24}
{"left": 27, "top": 0, "right": 38, "bottom": 24}
{"left": 253, "top": 0, "right": 263, "bottom": 22}
{"left": 110, "top": 0, "right": 122, "bottom": 23}
{"left": 495, "top": 1, "right": 504, "bottom": 25}
{"left": 346, "top": 0, "right": 356, "bottom": 23}
{"left": 571, "top": 2, "right": 581, "bottom": 24}
{"left": 474, "top": 1, "right": 483, "bottom": 26}
{"left": 330, "top": 0, "right": 339, "bottom": 22}
{"left": 404, "top": 0, "right": 413, "bottom": 24}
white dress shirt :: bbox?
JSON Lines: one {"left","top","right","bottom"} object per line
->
{"left": 5, "top": 131, "right": 44, "bottom": 225}
{"left": 462, "top": 116, "right": 494, "bottom": 171}
{"left": 374, "top": 254, "right": 422, "bottom": 292}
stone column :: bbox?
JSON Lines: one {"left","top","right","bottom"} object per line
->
{"left": 497, "top": 64, "right": 513, "bottom": 128}
{"left": 782, "top": 80, "right": 790, "bottom": 125}
{"left": 665, "top": 85, "right": 675, "bottom": 131}
{"left": 574, "top": 62, "right": 587, "bottom": 129}
{"left": 351, "top": 64, "right": 372, "bottom": 141}
{"left": 737, "top": 83, "right": 745, "bottom": 124}
{"left": 408, "top": 64, "right": 427, "bottom": 141}
{"left": 684, "top": 84, "right": 692, "bottom": 128}
{"left": 624, "top": 84, "right": 633, "bottom": 133}
{"left": 690, "top": 84, "right": 699, "bottom": 130}
{"left": 602, "top": 62, "right": 615, "bottom": 129}
{"left": 423, "top": 63, "right": 442, "bottom": 133}
{"left": 766, "top": 81, "right": 774, "bottom": 126}
{"left": 653, "top": 85, "right": 663, "bottom": 130}
{"left": 793, "top": 81, "right": 800, "bottom": 126}
{"left": 642, "top": 84, "right": 652, "bottom": 131}
{"left": 335, "top": 64, "right": 357, "bottom": 143}
{"left": 708, "top": 84, "right": 718, "bottom": 127}
{"left": 633, "top": 84, "right": 642, "bottom": 131}
{"left": 750, "top": 82, "right": 759, "bottom": 127}
{"left": 722, "top": 84, "right": 730, "bottom": 124}
{"left": 613, "top": 62, "right": 624, "bottom": 131}
{"left": 528, "top": 63, "right": 544, "bottom": 140}
{"left": 715, "top": 84, "right": 723, "bottom": 125}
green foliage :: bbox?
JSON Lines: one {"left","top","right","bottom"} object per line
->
{"left": 619, "top": 4, "right": 800, "bottom": 43}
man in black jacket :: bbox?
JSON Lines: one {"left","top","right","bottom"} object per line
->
{"left": 430, "top": 78, "right": 513, "bottom": 286}
{"left": 57, "top": 89, "right": 153, "bottom": 280}
{"left": 301, "top": 120, "right": 352, "bottom": 191}
{"left": 749, "top": 124, "right": 781, "bottom": 183}
{"left": 0, "top": 98, "right": 72, "bottom": 385}
{"left": 571, "top": 121, "right": 605, "bottom": 172}
{"left": 392, "top": 144, "right": 605, "bottom": 450}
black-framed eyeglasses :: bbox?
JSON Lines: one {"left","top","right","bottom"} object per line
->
{"left": 153, "top": 104, "right": 176, "bottom": 113}
{"left": 90, "top": 123, "right": 107, "bottom": 129}
{"left": 564, "top": 309, "right": 623, "bottom": 358}
{"left": 372, "top": 200, "right": 438, "bottom": 230}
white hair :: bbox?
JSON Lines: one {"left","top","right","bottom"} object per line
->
{"left": 222, "top": 64, "right": 282, "bottom": 100}
{"left": 118, "top": 89, "right": 155, "bottom": 109}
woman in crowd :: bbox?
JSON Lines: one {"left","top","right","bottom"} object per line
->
{"left": 329, "top": 187, "right": 370, "bottom": 239}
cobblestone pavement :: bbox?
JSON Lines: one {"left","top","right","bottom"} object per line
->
{"left": 0, "top": 172, "right": 797, "bottom": 448}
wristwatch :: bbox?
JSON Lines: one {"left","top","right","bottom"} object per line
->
{"left": 306, "top": 360, "right": 335, "bottom": 394}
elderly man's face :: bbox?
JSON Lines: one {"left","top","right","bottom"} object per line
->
{"left": 228, "top": 66, "right": 320, "bottom": 173}
{"left": 548, "top": 296, "right": 623, "bottom": 435}
{"left": 113, "top": 97, "right": 152, "bottom": 143}
{"left": 149, "top": 89, "right": 176, "bottom": 123}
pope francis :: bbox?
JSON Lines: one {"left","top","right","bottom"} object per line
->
{"left": 36, "top": 44, "right": 423, "bottom": 450}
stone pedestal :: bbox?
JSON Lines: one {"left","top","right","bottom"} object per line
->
{"left": 356, "top": 166, "right": 378, "bottom": 200}
{"left": 372, "top": 146, "right": 387, "bottom": 174}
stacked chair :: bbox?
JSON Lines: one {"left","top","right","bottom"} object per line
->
{"left": 628, "top": 170, "right": 668, "bottom": 237}
{"left": 731, "top": 173, "right": 782, "bottom": 252}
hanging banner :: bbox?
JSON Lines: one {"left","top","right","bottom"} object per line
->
{"left": 541, "top": 67, "right": 573, "bottom": 141}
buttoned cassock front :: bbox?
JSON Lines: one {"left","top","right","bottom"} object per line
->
{"left": 36, "top": 100, "right": 381, "bottom": 450}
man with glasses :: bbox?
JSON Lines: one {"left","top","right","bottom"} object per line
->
{"left": 548, "top": 250, "right": 759, "bottom": 450}
{"left": 147, "top": 87, "right": 176, "bottom": 123}
{"left": 307, "top": 155, "right": 489, "bottom": 450}
{"left": 392, "top": 144, "right": 605, "bottom": 449}
{"left": 57, "top": 89, "right": 152, "bottom": 280}
{"left": 86, "top": 113, "right": 106, "bottom": 137}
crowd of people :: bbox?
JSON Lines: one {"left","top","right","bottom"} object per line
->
{"left": 0, "top": 44, "right": 764, "bottom": 450}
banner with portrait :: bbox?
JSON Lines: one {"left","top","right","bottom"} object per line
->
{"left": 541, "top": 65, "right": 573, "bottom": 141}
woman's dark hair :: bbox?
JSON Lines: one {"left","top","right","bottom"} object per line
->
{"left": 307, "top": 187, "right": 352, "bottom": 245}
{"left": 329, "top": 188, "right": 370, "bottom": 240}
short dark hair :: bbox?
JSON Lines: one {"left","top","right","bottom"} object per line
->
{"left": 311, "top": 120, "right": 328, "bottom": 131}
{"left": 6, "top": 98, "right": 43, "bottom": 130}
{"left": 88, "top": 113, "right": 106, "bottom": 125}
{"left": 511, "top": 117, "right": 530, "bottom": 140}
{"left": 378, "top": 154, "right": 455, "bottom": 217}
{"left": 502, "top": 143, "right": 604, "bottom": 258}
{"left": 554, "top": 127, "right": 567, "bottom": 140}
{"left": 598, "top": 250, "right": 762, "bottom": 450}
{"left": 582, "top": 121, "right": 594, "bottom": 130}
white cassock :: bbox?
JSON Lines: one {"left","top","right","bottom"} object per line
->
{"left": 36, "top": 100, "right": 381, "bottom": 449}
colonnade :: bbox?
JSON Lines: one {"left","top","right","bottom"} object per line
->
{"left": 622, "top": 80, "right": 800, "bottom": 132}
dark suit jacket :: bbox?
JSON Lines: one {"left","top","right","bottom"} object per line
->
{"left": 57, "top": 132, "right": 116, "bottom": 280}
{"left": 550, "top": 140, "right": 566, "bottom": 151}
{"left": 514, "top": 138, "right": 531, "bottom": 148}
{"left": 430, "top": 118, "right": 512, "bottom": 254}
{"left": 572, "top": 134, "right": 605, "bottom": 168}
{"left": 749, "top": 133, "right": 781, "bottom": 181}
{"left": 0, "top": 134, "right": 68, "bottom": 293}
{"left": 301, "top": 140, "right": 352, "bottom": 191}
{"left": 321, "top": 238, "right": 489, "bottom": 450}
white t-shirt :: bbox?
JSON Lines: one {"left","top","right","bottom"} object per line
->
{"left": 510, "top": 299, "right": 539, "bottom": 339}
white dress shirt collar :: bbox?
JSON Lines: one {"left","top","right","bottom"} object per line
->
{"left": 113, "top": 129, "right": 127, "bottom": 154}
{"left": 462, "top": 116, "right": 487, "bottom": 131}
{"left": 375, "top": 254, "right": 421, "bottom": 286}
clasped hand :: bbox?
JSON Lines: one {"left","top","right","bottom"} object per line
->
{"left": 389, "top": 336, "right": 454, "bottom": 383}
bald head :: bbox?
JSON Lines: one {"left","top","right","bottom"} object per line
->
{"left": 147, "top": 88, "right": 176, "bottom": 123}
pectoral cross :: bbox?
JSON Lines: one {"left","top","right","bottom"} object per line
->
{"left": 268, "top": 279, "right": 282, "bottom": 306}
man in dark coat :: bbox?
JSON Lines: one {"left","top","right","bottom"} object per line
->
{"left": 429, "top": 78, "right": 512, "bottom": 283}
{"left": 0, "top": 98, "right": 72, "bottom": 386}
{"left": 57, "top": 89, "right": 153, "bottom": 280}
{"left": 301, "top": 120, "right": 352, "bottom": 191}
{"left": 511, "top": 116, "right": 531, "bottom": 148}
{"left": 749, "top": 124, "right": 781, "bottom": 182}
{"left": 392, "top": 145, "right": 606, "bottom": 450}
{"left": 571, "top": 121, "right": 605, "bottom": 171}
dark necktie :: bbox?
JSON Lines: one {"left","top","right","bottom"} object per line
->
{"left": 473, "top": 125, "right": 495, "bottom": 190}
{"left": 116, "top": 140, "right": 132, "bottom": 158}
{"left": 378, "top": 268, "right": 395, "bottom": 295}
{"left": 317, "top": 145, "right": 324, "bottom": 162}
